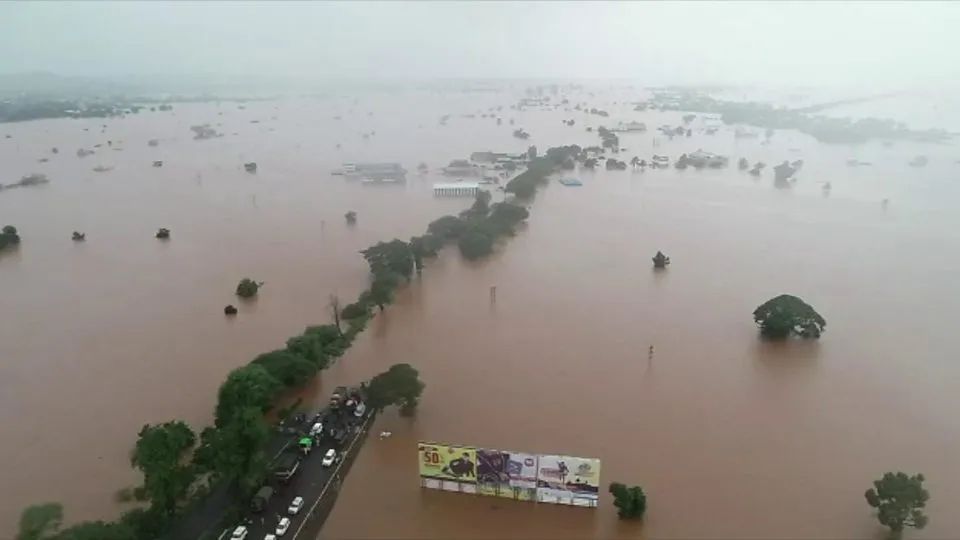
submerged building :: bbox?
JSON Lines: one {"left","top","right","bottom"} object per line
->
{"left": 433, "top": 182, "right": 480, "bottom": 197}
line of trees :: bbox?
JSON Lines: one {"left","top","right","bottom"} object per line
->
{"left": 14, "top": 145, "right": 572, "bottom": 540}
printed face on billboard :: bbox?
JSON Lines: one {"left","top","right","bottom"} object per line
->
{"left": 418, "top": 442, "right": 477, "bottom": 483}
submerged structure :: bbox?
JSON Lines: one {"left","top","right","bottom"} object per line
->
{"left": 653, "top": 251, "right": 671, "bottom": 268}
{"left": 433, "top": 182, "right": 480, "bottom": 197}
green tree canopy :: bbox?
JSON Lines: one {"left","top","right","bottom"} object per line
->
{"left": 340, "top": 302, "right": 368, "bottom": 320}
{"left": 368, "top": 272, "right": 400, "bottom": 311}
{"left": 131, "top": 421, "right": 196, "bottom": 517}
{"left": 196, "top": 407, "right": 270, "bottom": 495}
{"left": 1, "top": 224, "right": 21, "bottom": 250}
{"left": 361, "top": 239, "right": 414, "bottom": 280}
{"left": 285, "top": 333, "right": 329, "bottom": 370}
{"left": 752, "top": 294, "right": 826, "bottom": 338}
{"left": 609, "top": 483, "right": 647, "bottom": 519}
{"left": 427, "top": 215, "right": 469, "bottom": 240}
{"left": 252, "top": 349, "right": 317, "bottom": 387}
{"left": 458, "top": 229, "right": 494, "bottom": 260}
{"left": 17, "top": 502, "right": 62, "bottom": 540}
{"left": 235, "top": 278, "right": 261, "bottom": 298}
{"left": 305, "top": 324, "right": 349, "bottom": 357}
{"left": 214, "top": 364, "right": 281, "bottom": 427}
{"left": 461, "top": 190, "right": 492, "bottom": 220}
{"left": 489, "top": 202, "right": 529, "bottom": 228}
{"left": 56, "top": 521, "right": 136, "bottom": 540}
{"left": 367, "top": 363, "right": 425, "bottom": 415}
{"left": 865, "top": 472, "right": 929, "bottom": 534}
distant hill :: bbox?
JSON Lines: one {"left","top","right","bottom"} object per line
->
{"left": 0, "top": 72, "right": 147, "bottom": 100}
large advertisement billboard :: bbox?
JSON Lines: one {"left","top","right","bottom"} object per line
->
{"left": 418, "top": 442, "right": 477, "bottom": 492}
{"left": 536, "top": 454, "right": 601, "bottom": 507}
{"left": 476, "top": 450, "right": 539, "bottom": 501}
{"left": 419, "top": 442, "right": 598, "bottom": 507}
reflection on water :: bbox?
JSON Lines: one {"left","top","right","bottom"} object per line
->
{"left": 1, "top": 88, "right": 960, "bottom": 538}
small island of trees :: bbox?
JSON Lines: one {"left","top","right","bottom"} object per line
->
{"left": 753, "top": 294, "right": 825, "bottom": 338}
{"left": 1, "top": 225, "right": 21, "bottom": 251}
{"left": 609, "top": 482, "right": 647, "bottom": 519}
{"left": 235, "top": 278, "right": 263, "bottom": 299}
{"left": 865, "top": 472, "right": 929, "bottom": 535}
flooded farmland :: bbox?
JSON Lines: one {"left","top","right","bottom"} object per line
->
{"left": 3, "top": 87, "right": 960, "bottom": 539}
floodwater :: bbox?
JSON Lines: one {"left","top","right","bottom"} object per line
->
{"left": 2, "top": 87, "right": 960, "bottom": 539}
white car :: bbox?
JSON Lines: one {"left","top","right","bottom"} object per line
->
{"left": 264, "top": 536, "right": 276, "bottom": 540}
{"left": 354, "top": 402, "right": 367, "bottom": 418}
{"left": 231, "top": 525, "right": 248, "bottom": 540}
{"left": 321, "top": 448, "right": 336, "bottom": 467}
{"left": 309, "top": 422, "right": 323, "bottom": 437}
{"left": 276, "top": 517, "right": 291, "bottom": 536}
{"left": 288, "top": 496, "right": 304, "bottom": 515}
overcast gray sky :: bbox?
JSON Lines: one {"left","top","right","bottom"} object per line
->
{"left": 1, "top": 1, "right": 957, "bottom": 88}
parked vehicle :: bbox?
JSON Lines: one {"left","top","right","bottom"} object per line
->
{"left": 273, "top": 453, "right": 300, "bottom": 483}
{"left": 251, "top": 486, "right": 274, "bottom": 512}
{"left": 230, "top": 525, "right": 248, "bottom": 540}
{"left": 288, "top": 496, "right": 304, "bottom": 515}
{"left": 276, "top": 517, "right": 291, "bottom": 536}
{"left": 354, "top": 402, "right": 367, "bottom": 418}
{"left": 322, "top": 449, "right": 337, "bottom": 467}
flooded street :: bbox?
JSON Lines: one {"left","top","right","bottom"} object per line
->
{"left": 3, "top": 88, "right": 960, "bottom": 538}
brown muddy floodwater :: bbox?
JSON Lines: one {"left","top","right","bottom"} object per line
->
{"left": 2, "top": 88, "right": 960, "bottom": 539}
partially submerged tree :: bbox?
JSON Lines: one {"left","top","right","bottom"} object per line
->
{"left": 131, "top": 421, "right": 197, "bottom": 517}
{"left": 214, "top": 364, "right": 281, "bottom": 427}
{"left": 752, "top": 294, "right": 826, "bottom": 339}
{"left": 1, "top": 225, "right": 21, "bottom": 250}
{"left": 368, "top": 272, "right": 399, "bottom": 311}
{"left": 155, "top": 228, "right": 170, "bottom": 239}
{"left": 329, "top": 294, "right": 342, "bottom": 335}
{"left": 427, "top": 215, "right": 469, "bottom": 240}
{"left": 458, "top": 229, "right": 494, "bottom": 260}
{"left": 251, "top": 349, "right": 316, "bottom": 387}
{"left": 340, "top": 302, "right": 368, "bottom": 320}
{"left": 652, "top": 251, "right": 670, "bottom": 268}
{"left": 235, "top": 278, "right": 262, "bottom": 298}
{"left": 361, "top": 240, "right": 414, "bottom": 280}
{"left": 344, "top": 211, "right": 357, "bottom": 225}
{"left": 609, "top": 483, "right": 647, "bottom": 520}
{"left": 367, "top": 363, "right": 425, "bottom": 416}
{"left": 17, "top": 502, "right": 62, "bottom": 540}
{"left": 865, "top": 472, "right": 929, "bottom": 535}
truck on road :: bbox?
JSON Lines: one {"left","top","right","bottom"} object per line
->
{"left": 251, "top": 486, "right": 274, "bottom": 513}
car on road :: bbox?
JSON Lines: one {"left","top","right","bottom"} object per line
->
{"left": 309, "top": 422, "right": 323, "bottom": 437}
{"left": 230, "top": 525, "right": 248, "bottom": 540}
{"left": 276, "top": 517, "right": 291, "bottom": 536}
{"left": 288, "top": 496, "right": 304, "bottom": 515}
{"left": 354, "top": 402, "right": 366, "bottom": 418}
{"left": 264, "top": 535, "right": 276, "bottom": 540}
{"left": 322, "top": 448, "right": 337, "bottom": 467}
